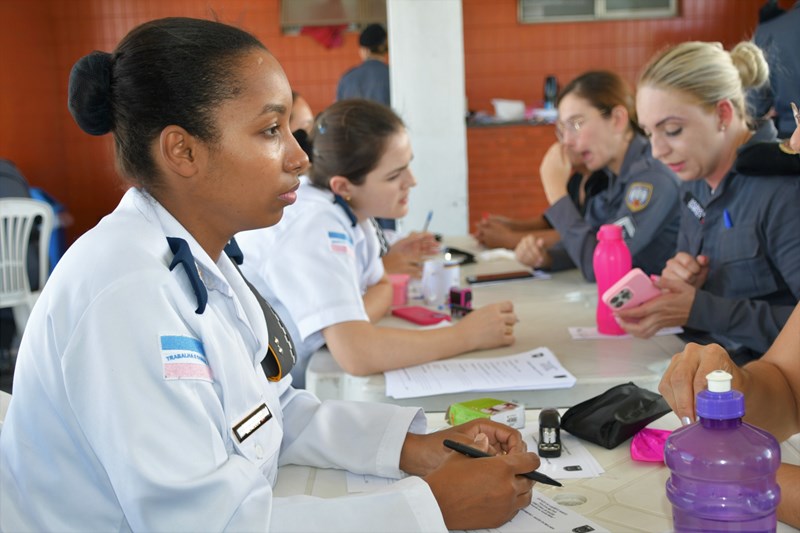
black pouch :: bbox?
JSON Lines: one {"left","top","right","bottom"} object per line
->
{"left": 560, "top": 382, "right": 671, "bottom": 449}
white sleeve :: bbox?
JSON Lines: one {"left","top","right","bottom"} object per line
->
{"left": 259, "top": 213, "right": 370, "bottom": 340}
{"left": 270, "top": 477, "right": 446, "bottom": 532}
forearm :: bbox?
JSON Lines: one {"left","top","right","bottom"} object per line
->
{"left": 777, "top": 463, "right": 800, "bottom": 528}
{"left": 545, "top": 198, "right": 597, "bottom": 280}
{"left": 363, "top": 278, "right": 392, "bottom": 322}
{"left": 739, "top": 362, "right": 800, "bottom": 441}
{"left": 323, "top": 321, "right": 475, "bottom": 376}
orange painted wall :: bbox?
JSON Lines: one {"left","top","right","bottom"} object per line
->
{"left": 0, "top": 0, "right": 363, "bottom": 241}
{"left": 0, "top": 0, "right": 784, "bottom": 243}
{"left": 463, "top": 0, "right": 776, "bottom": 230}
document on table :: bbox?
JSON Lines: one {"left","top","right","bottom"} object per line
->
{"left": 456, "top": 490, "right": 610, "bottom": 533}
{"left": 525, "top": 427, "right": 604, "bottom": 479}
{"left": 568, "top": 326, "right": 683, "bottom": 340}
{"left": 384, "top": 347, "right": 576, "bottom": 399}
{"left": 348, "top": 477, "right": 608, "bottom": 532}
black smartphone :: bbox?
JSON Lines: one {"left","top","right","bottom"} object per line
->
{"left": 466, "top": 270, "right": 534, "bottom": 285}
{"left": 442, "top": 246, "right": 476, "bottom": 265}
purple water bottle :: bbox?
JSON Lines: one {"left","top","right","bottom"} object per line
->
{"left": 665, "top": 370, "right": 781, "bottom": 532}
{"left": 592, "top": 224, "right": 631, "bottom": 335}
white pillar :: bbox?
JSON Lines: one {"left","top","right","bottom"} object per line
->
{"left": 387, "top": 0, "right": 468, "bottom": 235}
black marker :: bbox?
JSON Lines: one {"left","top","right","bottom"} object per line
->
{"left": 442, "top": 439, "right": 563, "bottom": 487}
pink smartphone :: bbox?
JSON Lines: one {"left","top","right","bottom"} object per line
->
{"left": 391, "top": 306, "right": 451, "bottom": 325}
{"left": 601, "top": 268, "right": 661, "bottom": 311}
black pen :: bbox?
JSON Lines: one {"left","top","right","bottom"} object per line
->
{"left": 443, "top": 439, "right": 563, "bottom": 487}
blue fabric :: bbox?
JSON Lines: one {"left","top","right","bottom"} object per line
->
{"left": 29, "top": 187, "right": 66, "bottom": 273}
{"left": 750, "top": 4, "right": 800, "bottom": 138}
{"left": 336, "top": 59, "right": 390, "bottom": 106}
{"left": 166, "top": 237, "right": 207, "bottom": 314}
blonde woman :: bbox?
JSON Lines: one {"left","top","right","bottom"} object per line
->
{"left": 618, "top": 41, "right": 800, "bottom": 362}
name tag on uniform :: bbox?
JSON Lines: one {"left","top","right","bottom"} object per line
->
{"left": 233, "top": 403, "right": 273, "bottom": 443}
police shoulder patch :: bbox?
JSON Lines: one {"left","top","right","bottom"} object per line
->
{"left": 625, "top": 182, "right": 653, "bottom": 212}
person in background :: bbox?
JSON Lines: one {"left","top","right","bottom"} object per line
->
{"left": 658, "top": 303, "right": 800, "bottom": 528}
{"left": 336, "top": 22, "right": 396, "bottom": 232}
{"left": 513, "top": 70, "right": 681, "bottom": 281}
{"left": 336, "top": 23, "right": 390, "bottom": 107}
{"left": 291, "top": 91, "right": 437, "bottom": 277}
{"left": 749, "top": 0, "right": 799, "bottom": 139}
{"left": 237, "top": 99, "right": 517, "bottom": 388}
{"left": 618, "top": 41, "right": 800, "bottom": 363}
{"left": 0, "top": 17, "right": 540, "bottom": 531}
{"left": 475, "top": 142, "right": 606, "bottom": 250}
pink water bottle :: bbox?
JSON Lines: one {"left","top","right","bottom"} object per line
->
{"left": 665, "top": 370, "right": 781, "bottom": 532}
{"left": 593, "top": 224, "right": 631, "bottom": 335}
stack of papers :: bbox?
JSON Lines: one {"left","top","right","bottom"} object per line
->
{"left": 568, "top": 326, "right": 683, "bottom": 340}
{"left": 384, "top": 347, "right": 576, "bottom": 399}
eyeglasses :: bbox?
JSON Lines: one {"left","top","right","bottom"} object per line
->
{"left": 555, "top": 117, "right": 587, "bottom": 141}
{"left": 554, "top": 110, "right": 609, "bottom": 142}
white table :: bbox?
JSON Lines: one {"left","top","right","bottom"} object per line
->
{"left": 306, "top": 237, "right": 685, "bottom": 411}
{"left": 274, "top": 410, "right": 800, "bottom": 532}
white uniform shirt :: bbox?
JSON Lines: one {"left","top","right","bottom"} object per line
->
{"left": 237, "top": 178, "right": 385, "bottom": 388}
{"left": 0, "top": 188, "right": 444, "bottom": 532}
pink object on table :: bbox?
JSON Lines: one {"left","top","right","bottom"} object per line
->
{"left": 389, "top": 274, "right": 410, "bottom": 307}
{"left": 630, "top": 428, "right": 672, "bottom": 462}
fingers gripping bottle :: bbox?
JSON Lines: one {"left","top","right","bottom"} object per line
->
{"left": 592, "top": 224, "right": 631, "bottom": 335}
{"left": 665, "top": 370, "right": 781, "bottom": 532}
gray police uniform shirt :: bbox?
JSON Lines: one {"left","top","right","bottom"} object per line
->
{"left": 336, "top": 59, "right": 390, "bottom": 106}
{"left": 679, "top": 121, "right": 800, "bottom": 357}
{"left": 749, "top": 3, "right": 800, "bottom": 138}
{"left": 544, "top": 133, "right": 681, "bottom": 281}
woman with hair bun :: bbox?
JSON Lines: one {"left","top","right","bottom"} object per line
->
{"left": 237, "top": 99, "right": 518, "bottom": 388}
{"left": 617, "top": 41, "right": 800, "bottom": 362}
{"left": 0, "top": 17, "right": 539, "bottom": 532}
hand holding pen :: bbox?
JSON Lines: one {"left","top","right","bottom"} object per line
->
{"left": 422, "top": 433, "right": 541, "bottom": 530}
{"left": 443, "top": 439, "right": 562, "bottom": 486}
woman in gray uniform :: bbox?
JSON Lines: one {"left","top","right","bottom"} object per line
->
{"left": 515, "top": 70, "right": 681, "bottom": 281}
{"left": 618, "top": 41, "right": 800, "bottom": 363}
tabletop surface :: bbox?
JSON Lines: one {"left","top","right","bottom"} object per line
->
{"left": 306, "top": 236, "right": 685, "bottom": 410}
{"left": 274, "top": 410, "right": 800, "bottom": 533}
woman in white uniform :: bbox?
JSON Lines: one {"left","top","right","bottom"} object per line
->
{"left": 0, "top": 17, "right": 540, "bottom": 532}
{"left": 237, "top": 99, "right": 518, "bottom": 388}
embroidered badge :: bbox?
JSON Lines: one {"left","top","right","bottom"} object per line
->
{"left": 233, "top": 403, "right": 273, "bottom": 443}
{"left": 160, "top": 335, "right": 213, "bottom": 382}
{"left": 625, "top": 182, "right": 653, "bottom": 212}
{"left": 328, "top": 231, "right": 354, "bottom": 256}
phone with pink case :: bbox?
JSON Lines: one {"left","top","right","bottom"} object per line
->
{"left": 601, "top": 268, "right": 661, "bottom": 311}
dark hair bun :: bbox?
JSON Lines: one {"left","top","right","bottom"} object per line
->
{"left": 68, "top": 51, "right": 114, "bottom": 135}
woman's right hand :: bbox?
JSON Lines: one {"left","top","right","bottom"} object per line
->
{"left": 658, "top": 342, "right": 741, "bottom": 424}
{"left": 457, "top": 301, "right": 517, "bottom": 350}
{"left": 475, "top": 218, "right": 524, "bottom": 249}
{"left": 424, "top": 433, "right": 539, "bottom": 530}
{"left": 515, "top": 235, "right": 552, "bottom": 269}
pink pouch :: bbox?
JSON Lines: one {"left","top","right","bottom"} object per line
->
{"left": 389, "top": 274, "right": 410, "bottom": 307}
{"left": 630, "top": 428, "right": 672, "bottom": 462}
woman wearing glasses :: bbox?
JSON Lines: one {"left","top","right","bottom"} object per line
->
{"left": 515, "top": 70, "right": 681, "bottom": 281}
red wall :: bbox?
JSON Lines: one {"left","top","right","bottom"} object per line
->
{"left": 0, "top": 0, "right": 783, "bottom": 242}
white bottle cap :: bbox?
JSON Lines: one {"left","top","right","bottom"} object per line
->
{"left": 706, "top": 370, "right": 732, "bottom": 392}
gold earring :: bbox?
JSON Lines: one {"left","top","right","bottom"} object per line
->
{"left": 345, "top": 196, "right": 351, "bottom": 202}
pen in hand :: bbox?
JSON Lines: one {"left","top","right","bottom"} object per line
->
{"left": 443, "top": 439, "right": 563, "bottom": 487}
{"left": 422, "top": 210, "right": 433, "bottom": 233}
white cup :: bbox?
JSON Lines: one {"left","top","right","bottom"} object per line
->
{"left": 422, "top": 258, "right": 448, "bottom": 307}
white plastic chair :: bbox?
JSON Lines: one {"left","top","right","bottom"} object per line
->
{"left": 0, "top": 389, "right": 11, "bottom": 434}
{"left": 0, "top": 198, "right": 55, "bottom": 341}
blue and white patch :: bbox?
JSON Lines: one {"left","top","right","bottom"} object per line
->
{"left": 625, "top": 182, "right": 653, "bottom": 212}
{"left": 160, "top": 335, "right": 213, "bottom": 382}
{"left": 327, "top": 231, "right": 354, "bottom": 256}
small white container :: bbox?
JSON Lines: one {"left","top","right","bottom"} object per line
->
{"left": 491, "top": 98, "right": 526, "bottom": 121}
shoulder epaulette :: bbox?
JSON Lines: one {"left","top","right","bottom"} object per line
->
{"left": 734, "top": 141, "right": 800, "bottom": 177}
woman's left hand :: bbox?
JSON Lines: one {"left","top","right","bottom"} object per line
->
{"left": 615, "top": 276, "right": 696, "bottom": 338}
{"left": 399, "top": 418, "right": 527, "bottom": 477}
